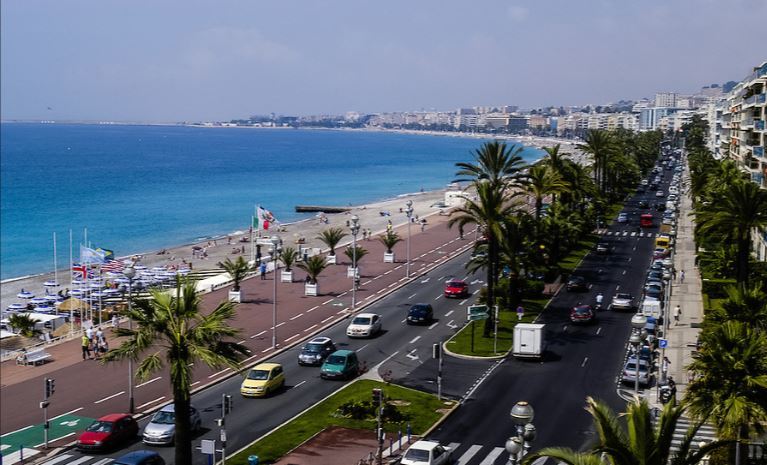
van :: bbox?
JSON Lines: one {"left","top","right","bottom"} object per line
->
{"left": 655, "top": 236, "right": 671, "bottom": 249}
{"left": 640, "top": 298, "right": 662, "bottom": 319}
{"left": 320, "top": 350, "right": 359, "bottom": 380}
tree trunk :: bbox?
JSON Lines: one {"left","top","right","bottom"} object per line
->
{"left": 737, "top": 236, "right": 750, "bottom": 285}
{"left": 484, "top": 233, "right": 498, "bottom": 336}
{"left": 173, "top": 385, "right": 193, "bottom": 465}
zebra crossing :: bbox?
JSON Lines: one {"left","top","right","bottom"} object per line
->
{"left": 667, "top": 416, "right": 717, "bottom": 456}
{"left": 446, "top": 442, "right": 553, "bottom": 465}
{"left": 37, "top": 454, "right": 115, "bottom": 465}
{"left": 597, "top": 229, "right": 660, "bottom": 238}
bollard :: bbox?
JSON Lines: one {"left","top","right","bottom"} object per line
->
{"left": 19, "top": 444, "right": 24, "bottom": 462}
{"left": 248, "top": 455, "right": 259, "bottom": 465}
{"left": 407, "top": 423, "right": 412, "bottom": 443}
{"left": 390, "top": 438, "right": 394, "bottom": 454}
{"left": 398, "top": 429, "right": 402, "bottom": 449}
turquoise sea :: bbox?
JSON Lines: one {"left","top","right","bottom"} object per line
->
{"left": 0, "top": 123, "right": 543, "bottom": 280}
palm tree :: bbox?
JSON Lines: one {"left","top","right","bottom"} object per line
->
{"left": 685, "top": 321, "right": 767, "bottom": 459}
{"left": 279, "top": 246, "right": 298, "bottom": 272}
{"left": 296, "top": 255, "right": 328, "bottom": 285}
{"left": 454, "top": 140, "right": 527, "bottom": 191}
{"left": 577, "top": 129, "right": 616, "bottom": 196}
{"left": 7, "top": 313, "right": 41, "bottom": 338}
{"left": 103, "top": 278, "right": 249, "bottom": 465}
{"left": 344, "top": 245, "right": 369, "bottom": 266}
{"left": 695, "top": 180, "right": 767, "bottom": 284}
{"left": 378, "top": 231, "right": 403, "bottom": 254}
{"left": 523, "top": 397, "right": 731, "bottom": 465}
{"left": 217, "top": 256, "right": 251, "bottom": 292}
{"left": 525, "top": 163, "right": 569, "bottom": 223}
{"left": 317, "top": 227, "right": 347, "bottom": 257}
{"left": 705, "top": 284, "right": 767, "bottom": 332}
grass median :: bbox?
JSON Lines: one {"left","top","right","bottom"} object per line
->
{"left": 228, "top": 379, "right": 454, "bottom": 464}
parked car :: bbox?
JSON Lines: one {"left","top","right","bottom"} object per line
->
{"left": 653, "top": 248, "right": 670, "bottom": 259}
{"left": 346, "top": 313, "right": 382, "bottom": 337}
{"left": 240, "top": 363, "right": 285, "bottom": 397}
{"left": 656, "top": 191, "right": 665, "bottom": 198}
{"left": 566, "top": 276, "right": 589, "bottom": 292}
{"left": 644, "top": 283, "right": 664, "bottom": 301}
{"left": 407, "top": 304, "right": 434, "bottom": 325}
{"left": 621, "top": 358, "right": 653, "bottom": 386}
{"left": 298, "top": 337, "right": 337, "bottom": 366}
{"left": 401, "top": 440, "right": 453, "bottom": 465}
{"left": 320, "top": 350, "right": 359, "bottom": 380}
{"left": 646, "top": 270, "right": 664, "bottom": 282}
{"left": 595, "top": 242, "right": 611, "bottom": 254}
{"left": 113, "top": 451, "right": 166, "bottom": 465}
{"left": 77, "top": 414, "right": 139, "bottom": 451}
{"left": 142, "top": 404, "right": 201, "bottom": 446}
{"left": 610, "top": 293, "right": 635, "bottom": 311}
{"left": 638, "top": 200, "right": 649, "bottom": 209}
{"left": 617, "top": 213, "right": 628, "bottom": 223}
{"left": 443, "top": 279, "right": 469, "bottom": 298}
{"left": 570, "top": 304, "right": 596, "bottom": 324}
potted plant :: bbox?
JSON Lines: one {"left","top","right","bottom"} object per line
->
{"left": 344, "top": 245, "right": 368, "bottom": 278}
{"left": 378, "top": 231, "right": 403, "bottom": 263}
{"left": 317, "top": 227, "right": 347, "bottom": 265}
{"left": 218, "top": 256, "right": 251, "bottom": 302}
{"left": 279, "top": 246, "right": 298, "bottom": 283}
{"left": 296, "top": 255, "right": 328, "bottom": 296}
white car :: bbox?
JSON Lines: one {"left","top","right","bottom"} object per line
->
{"left": 401, "top": 440, "right": 452, "bottom": 465}
{"left": 346, "top": 313, "right": 382, "bottom": 338}
{"left": 656, "top": 191, "right": 665, "bottom": 198}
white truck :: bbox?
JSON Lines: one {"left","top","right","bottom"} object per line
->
{"left": 640, "top": 298, "right": 662, "bottom": 319}
{"left": 513, "top": 323, "right": 545, "bottom": 359}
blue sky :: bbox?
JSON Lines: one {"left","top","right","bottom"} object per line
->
{"left": 1, "top": 0, "right": 765, "bottom": 122}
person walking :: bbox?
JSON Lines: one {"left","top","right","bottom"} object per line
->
{"left": 673, "top": 304, "right": 681, "bottom": 325}
{"left": 81, "top": 333, "right": 92, "bottom": 360}
{"left": 679, "top": 269, "right": 685, "bottom": 283}
{"left": 85, "top": 326, "right": 94, "bottom": 343}
{"left": 516, "top": 305, "right": 525, "bottom": 321}
{"left": 260, "top": 262, "right": 267, "bottom": 280}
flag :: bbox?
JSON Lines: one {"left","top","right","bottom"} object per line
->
{"left": 72, "top": 263, "right": 88, "bottom": 281}
{"left": 80, "top": 245, "right": 106, "bottom": 265}
{"left": 256, "top": 205, "right": 278, "bottom": 231}
{"left": 96, "top": 248, "right": 115, "bottom": 261}
{"left": 101, "top": 260, "right": 125, "bottom": 273}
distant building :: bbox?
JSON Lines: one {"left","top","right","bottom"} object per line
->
{"left": 654, "top": 92, "right": 678, "bottom": 108}
{"left": 639, "top": 107, "right": 676, "bottom": 131}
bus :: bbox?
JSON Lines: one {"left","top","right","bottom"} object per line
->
{"left": 640, "top": 214, "right": 654, "bottom": 228}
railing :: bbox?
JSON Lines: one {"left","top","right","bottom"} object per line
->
{"left": 744, "top": 93, "right": 767, "bottom": 105}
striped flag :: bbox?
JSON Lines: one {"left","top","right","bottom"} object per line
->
{"left": 72, "top": 263, "right": 88, "bottom": 280}
{"left": 101, "top": 260, "right": 125, "bottom": 273}
{"left": 255, "top": 205, "right": 278, "bottom": 231}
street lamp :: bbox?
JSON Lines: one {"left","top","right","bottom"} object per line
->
{"left": 506, "top": 401, "right": 535, "bottom": 464}
{"left": 405, "top": 200, "right": 413, "bottom": 277}
{"left": 270, "top": 235, "right": 282, "bottom": 349}
{"left": 630, "top": 313, "right": 648, "bottom": 394}
{"left": 123, "top": 266, "right": 136, "bottom": 414}
{"left": 350, "top": 215, "right": 360, "bottom": 309}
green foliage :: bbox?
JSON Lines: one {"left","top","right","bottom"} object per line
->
{"left": 700, "top": 278, "right": 737, "bottom": 299}
{"left": 377, "top": 230, "right": 403, "bottom": 253}
{"left": 217, "top": 256, "right": 251, "bottom": 291}
{"left": 336, "top": 399, "right": 409, "bottom": 423}
{"left": 296, "top": 255, "right": 328, "bottom": 284}
{"left": 317, "top": 227, "right": 347, "bottom": 256}
{"left": 278, "top": 246, "right": 298, "bottom": 271}
{"left": 7, "top": 313, "right": 41, "bottom": 338}
{"left": 343, "top": 245, "right": 368, "bottom": 264}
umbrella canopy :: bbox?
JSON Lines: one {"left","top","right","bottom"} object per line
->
{"left": 56, "top": 297, "right": 91, "bottom": 311}
{"left": 17, "top": 290, "right": 35, "bottom": 299}
{"left": 43, "top": 280, "right": 60, "bottom": 287}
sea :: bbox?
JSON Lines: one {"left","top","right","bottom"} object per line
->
{"left": 0, "top": 123, "right": 543, "bottom": 280}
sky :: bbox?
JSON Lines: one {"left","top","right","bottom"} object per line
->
{"left": 1, "top": 0, "right": 765, "bottom": 123}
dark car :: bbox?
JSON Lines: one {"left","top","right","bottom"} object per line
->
{"left": 77, "top": 414, "right": 139, "bottom": 451}
{"left": 444, "top": 279, "right": 469, "bottom": 298}
{"left": 646, "top": 270, "right": 664, "bottom": 282}
{"left": 407, "top": 303, "right": 434, "bottom": 325}
{"left": 566, "top": 276, "right": 589, "bottom": 292}
{"left": 638, "top": 200, "right": 649, "bottom": 209}
{"left": 644, "top": 284, "right": 664, "bottom": 300}
{"left": 298, "top": 336, "right": 337, "bottom": 366}
{"left": 570, "top": 305, "right": 596, "bottom": 324}
{"left": 113, "top": 451, "right": 165, "bottom": 465}
{"left": 320, "top": 350, "right": 359, "bottom": 380}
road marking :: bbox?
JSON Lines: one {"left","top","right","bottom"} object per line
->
{"left": 322, "top": 316, "right": 334, "bottom": 323}
{"left": 208, "top": 368, "right": 231, "bottom": 379}
{"left": 39, "top": 455, "right": 74, "bottom": 465}
{"left": 304, "top": 324, "right": 318, "bottom": 332}
{"left": 408, "top": 293, "right": 417, "bottom": 299}
{"left": 292, "top": 380, "right": 307, "bottom": 389}
{"left": 275, "top": 322, "right": 285, "bottom": 328}
{"left": 94, "top": 391, "right": 125, "bottom": 404}
{"left": 284, "top": 333, "right": 300, "bottom": 342}
{"left": 581, "top": 357, "right": 589, "bottom": 367}
{"left": 91, "top": 459, "right": 115, "bottom": 465}
{"left": 444, "top": 310, "right": 454, "bottom": 317}
{"left": 409, "top": 336, "right": 421, "bottom": 344}
{"left": 472, "top": 290, "right": 479, "bottom": 295}
{"left": 1, "top": 424, "right": 33, "bottom": 438}
{"left": 459, "top": 299, "right": 467, "bottom": 305}
{"left": 357, "top": 344, "right": 370, "bottom": 352}
{"left": 384, "top": 270, "right": 393, "bottom": 275}
{"left": 428, "top": 322, "right": 439, "bottom": 330}
{"left": 434, "top": 294, "right": 442, "bottom": 301}
{"left": 596, "top": 327, "right": 602, "bottom": 335}
{"left": 401, "top": 318, "right": 407, "bottom": 324}
{"left": 447, "top": 320, "right": 457, "bottom": 329}
{"left": 137, "top": 396, "right": 165, "bottom": 410}
{"left": 136, "top": 376, "right": 162, "bottom": 388}
{"left": 457, "top": 445, "right": 483, "bottom": 464}
{"left": 65, "top": 455, "right": 95, "bottom": 465}
{"left": 628, "top": 257, "right": 632, "bottom": 262}
{"left": 290, "top": 313, "right": 303, "bottom": 321}
{"left": 36, "top": 434, "right": 75, "bottom": 450}
{"left": 616, "top": 285, "right": 621, "bottom": 291}
{"left": 479, "top": 447, "right": 505, "bottom": 465}
{"left": 51, "top": 407, "right": 83, "bottom": 421}
{"left": 262, "top": 347, "right": 272, "bottom": 353}
{"left": 250, "top": 330, "right": 267, "bottom": 339}
{"left": 191, "top": 381, "right": 200, "bottom": 387}
{"left": 421, "top": 277, "right": 430, "bottom": 283}
{"left": 307, "top": 305, "right": 319, "bottom": 313}
{"left": 337, "top": 291, "right": 348, "bottom": 297}
{"left": 237, "top": 339, "right": 246, "bottom": 344}
{"left": 405, "top": 349, "right": 419, "bottom": 360}
{"left": 622, "top": 270, "right": 627, "bottom": 275}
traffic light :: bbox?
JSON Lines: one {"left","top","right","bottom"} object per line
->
{"left": 45, "top": 378, "right": 55, "bottom": 397}
{"left": 223, "top": 395, "right": 233, "bottom": 415}
{"left": 372, "top": 388, "right": 382, "bottom": 405}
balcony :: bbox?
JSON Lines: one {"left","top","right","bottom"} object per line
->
{"left": 745, "top": 93, "right": 767, "bottom": 106}
{"left": 756, "top": 120, "right": 766, "bottom": 131}
{"left": 755, "top": 146, "right": 765, "bottom": 158}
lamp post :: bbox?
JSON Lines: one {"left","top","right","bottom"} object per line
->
{"left": 506, "top": 401, "right": 536, "bottom": 464}
{"left": 270, "top": 235, "right": 282, "bottom": 349}
{"left": 350, "top": 215, "right": 360, "bottom": 309}
{"left": 123, "top": 266, "right": 136, "bottom": 414}
{"left": 630, "top": 313, "right": 648, "bottom": 394}
{"left": 405, "top": 200, "right": 413, "bottom": 277}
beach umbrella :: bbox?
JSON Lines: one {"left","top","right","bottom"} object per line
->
{"left": 70, "top": 289, "right": 87, "bottom": 297}
{"left": 29, "top": 297, "right": 50, "bottom": 305}
{"left": 43, "top": 280, "right": 60, "bottom": 287}
{"left": 57, "top": 298, "right": 91, "bottom": 311}
{"left": 17, "top": 290, "right": 35, "bottom": 299}
{"left": 35, "top": 305, "right": 54, "bottom": 313}
{"left": 7, "top": 303, "right": 26, "bottom": 311}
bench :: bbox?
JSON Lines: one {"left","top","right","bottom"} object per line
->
{"left": 17, "top": 348, "right": 52, "bottom": 366}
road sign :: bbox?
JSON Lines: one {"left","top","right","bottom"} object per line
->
{"left": 468, "top": 313, "right": 489, "bottom": 321}
{"left": 467, "top": 305, "right": 489, "bottom": 321}
{"left": 658, "top": 338, "right": 668, "bottom": 349}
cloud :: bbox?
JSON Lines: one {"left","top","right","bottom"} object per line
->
{"left": 507, "top": 5, "right": 529, "bottom": 22}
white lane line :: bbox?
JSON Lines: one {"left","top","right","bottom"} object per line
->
{"left": 357, "top": 343, "right": 370, "bottom": 352}
{"left": 596, "top": 327, "right": 602, "bottom": 335}
{"left": 304, "top": 324, "right": 318, "bottom": 332}
{"left": 284, "top": 333, "right": 301, "bottom": 342}
{"left": 137, "top": 396, "right": 165, "bottom": 410}
{"left": 479, "top": 447, "right": 505, "bottom": 465}
{"left": 94, "top": 391, "right": 125, "bottom": 404}
{"left": 622, "top": 270, "right": 627, "bottom": 275}
{"left": 307, "top": 305, "right": 319, "bottom": 313}
{"left": 472, "top": 290, "right": 480, "bottom": 295}
{"left": 242, "top": 354, "right": 260, "bottom": 363}
{"left": 434, "top": 294, "right": 442, "bottom": 301}
{"left": 1, "top": 424, "right": 33, "bottom": 438}
{"left": 428, "top": 322, "right": 439, "bottom": 330}
{"left": 401, "top": 318, "right": 407, "bottom": 324}
{"left": 51, "top": 407, "right": 83, "bottom": 420}
{"left": 135, "top": 376, "right": 162, "bottom": 388}
{"left": 38, "top": 454, "right": 74, "bottom": 465}
{"left": 36, "top": 432, "right": 75, "bottom": 449}
{"left": 261, "top": 347, "right": 272, "bottom": 353}
{"left": 208, "top": 368, "right": 231, "bottom": 379}
{"left": 409, "top": 335, "right": 421, "bottom": 344}
{"left": 384, "top": 270, "right": 393, "bottom": 275}
{"left": 322, "top": 316, "right": 335, "bottom": 323}
{"left": 628, "top": 257, "right": 632, "bottom": 262}
{"left": 65, "top": 455, "right": 94, "bottom": 465}
{"left": 290, "top": 313, "right": 304, "bottom": 321}
{"left": 338, "top": 292, "right": 348, "bottom": 297}
{"left": 292, "top": 380, "right": 307, "bottom": 389}
{"left": 457, "top": 445, "right": 483, "bottom": 465}
{"left": 459, "top": 299, "right": 467, "bottom": 305}
{"left": 445, "top": 310, "right": 454, "bottom": 317}
{"left": 275, "top": 322, "right": 286, "bottom": 328}
{"left": 250, "top": 330, "right": 267, "bottom": 339}
{"left": 238, "top": 340, "right": 246, "bottom": 344}
{"left": 191, "top": 381, "right": 200, "bottom": 387}
{"left": 408, "top": 293, "right": 417, "bottom": 299}
{"left": 581, "top": 357, "right": 589, "bottom": 367}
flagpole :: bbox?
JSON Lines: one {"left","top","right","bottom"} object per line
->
{"left": 69, "top": 229, "right": 74, "bottom": 336}
{"left": 53, "top": 232, "right": 58, "bottom": 289}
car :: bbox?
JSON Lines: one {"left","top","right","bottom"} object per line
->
{"left": 570, "top": 304, "right": 596, "bottom": 324}
{"left": 653, "top": 248, "right": 671, "bottom": 259}
{"left": 646, "top": 270, "right": 664, "bottom": 282}
{"left": 346, "top": 313, "right": 382, "bottom": 337}
{"left": 444, "top": 279, "right": 469, "bottom": 298}
{"left": 662, "top": 257, "right": 673, "bottom": 268}
{"left": 320, "top": 350, "right": 359, "bottom": 380}
{"left": 298, "top": 337, "right": 337, "bottom": 366}
{"left": 595, "top": 242, "right": 610, "bottom": 254}
{"left": 667, "top": 194, "right": 678, "bottom": 202}
{"left": 656, "top": 191, "right": 665, "bottom": 198}
{"left": 654, "top": 203, "right": 666, "bottom": 212}
{"left": 640, "top": 179, "right": 649, "bottom": 186}
{"left": 113, "top": 450, "right": 166, "bottom": 465}
{"left": 638, "top": 200, "right": 649, "bottom": 209}
{"left": 621, "top": 358, "right": 653, "bottom": 386}
{"left": 617, "top": 213, "right": 628, "bottom": 223}
{"left": 77, "top": 414, "right": 139, "bottom": 451}
{"left": 142, "top": 404, "right": 201, "bottom": 446}
{"left": 644, "top": 283, "right": 664, "bottom": 300}
{"left": 636, "top": 185, "right": 646, "bottom": 193}
{"left": 240, "top": 363, "right": 285, "bottom": 397}
{"left": 401, "top": 440, "right": 453, "bottom": 465}
{"left": 407, "top": 303, "right": 434, "bottom": 324}
{"left": 662, "top": 217, "right": 675, "bottom": 226}
{"left": 566, "top": 275, "right": 589, "bottom": 292}
{"left": 610, "top": 293, "right": 635, "bottom": 310}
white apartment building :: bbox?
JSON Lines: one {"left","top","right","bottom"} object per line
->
{"left": 655, "top": 92, "right": 677, "bottom": 108}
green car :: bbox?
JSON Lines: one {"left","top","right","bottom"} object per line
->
{"left": 320, "top": 350, "right": 359, "bottom": 380}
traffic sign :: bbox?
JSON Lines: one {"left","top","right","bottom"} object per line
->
{"left": 467, "top": 304, "right": 488, "bottom": 320}
{"left": 468, "top": 313, "right": 489, "bottom": 321}
{"left": 658, "top": 338, "right": 668, "bottom": 349}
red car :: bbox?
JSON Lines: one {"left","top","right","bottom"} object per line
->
{"left": 444, "top": 279, "right": 469, "bottom": 298}
{"left": 570, "top": 305, "right": 596, "bottom": 324}
{"left": 77, "top": 414, "right": 139, "bottom": 451}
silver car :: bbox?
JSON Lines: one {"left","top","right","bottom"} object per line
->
{"left": 622, "top": 357, "right": 652, "bottom": 386}
{"left": 143, "top": 404, "right": 201, "bottom": 445}
{"left": 610, "top": 293, "right": 634, "bottom": 311}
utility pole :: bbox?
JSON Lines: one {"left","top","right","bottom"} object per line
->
{"left": 217, "top": 394, "right": 233, "bottom": 465}
{"left": 433, "top": 343, "right": 443, "bottom": 400}
{"left": 373, "top": 388, "right": 384, "bottom": 465}
{"left": 42, "top": 378, "right": 55, "bottom": 448}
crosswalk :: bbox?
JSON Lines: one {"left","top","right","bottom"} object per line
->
{"left": 596, "top": 229, "right": 661, "bottom": 238}
{"left": 667, "top": 416, "right": 717, "bottom": 456}
{"left": 38, "top": 455, "right": 115, "bottom": 465}
{"left": 446, "top": 442, "right": 553, "bottom": 465}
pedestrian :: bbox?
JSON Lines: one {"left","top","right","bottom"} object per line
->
{"left": 85, "top": 326, "right": 94, "bottom": 343}
{"left": 111, "top": 312, "right": 119, "bottom": 328}
{"left": 98, "top": 337, "right": 109, "bottom": 355}
{"left": 673, "top": 304, "right": 681, "bottom": 325}
{"left": 680, "top": 270, "right": 685, "bottom": 283}
{"left": 362, "top": 229, "right": 367, "bottom": 241}
{"left": 672, "top": 268, "right": 677, "bottom": 280}
{"left": 260, "top": 262, "right": 267, "bottom": 280}
{"left": 420, "top": 218, "right": 427, "bottom": 232}
{"left": 459, "top": 225, "right": 464, "bottom": 240}
{"left": 95, "top": 326, "right": 103, "bottom": 343}
{"left": 516, "top": 305, "right": 525, "bottom": 321}
{"left": 662, "top": 356, "right": 670, "bottom": 375}
{"left": 81, "top": 333, "right": 92, "bottom": 360}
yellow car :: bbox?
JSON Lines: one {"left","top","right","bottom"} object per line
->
{"left": 240, "top": 363, "right": 285, "bottom": 397}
